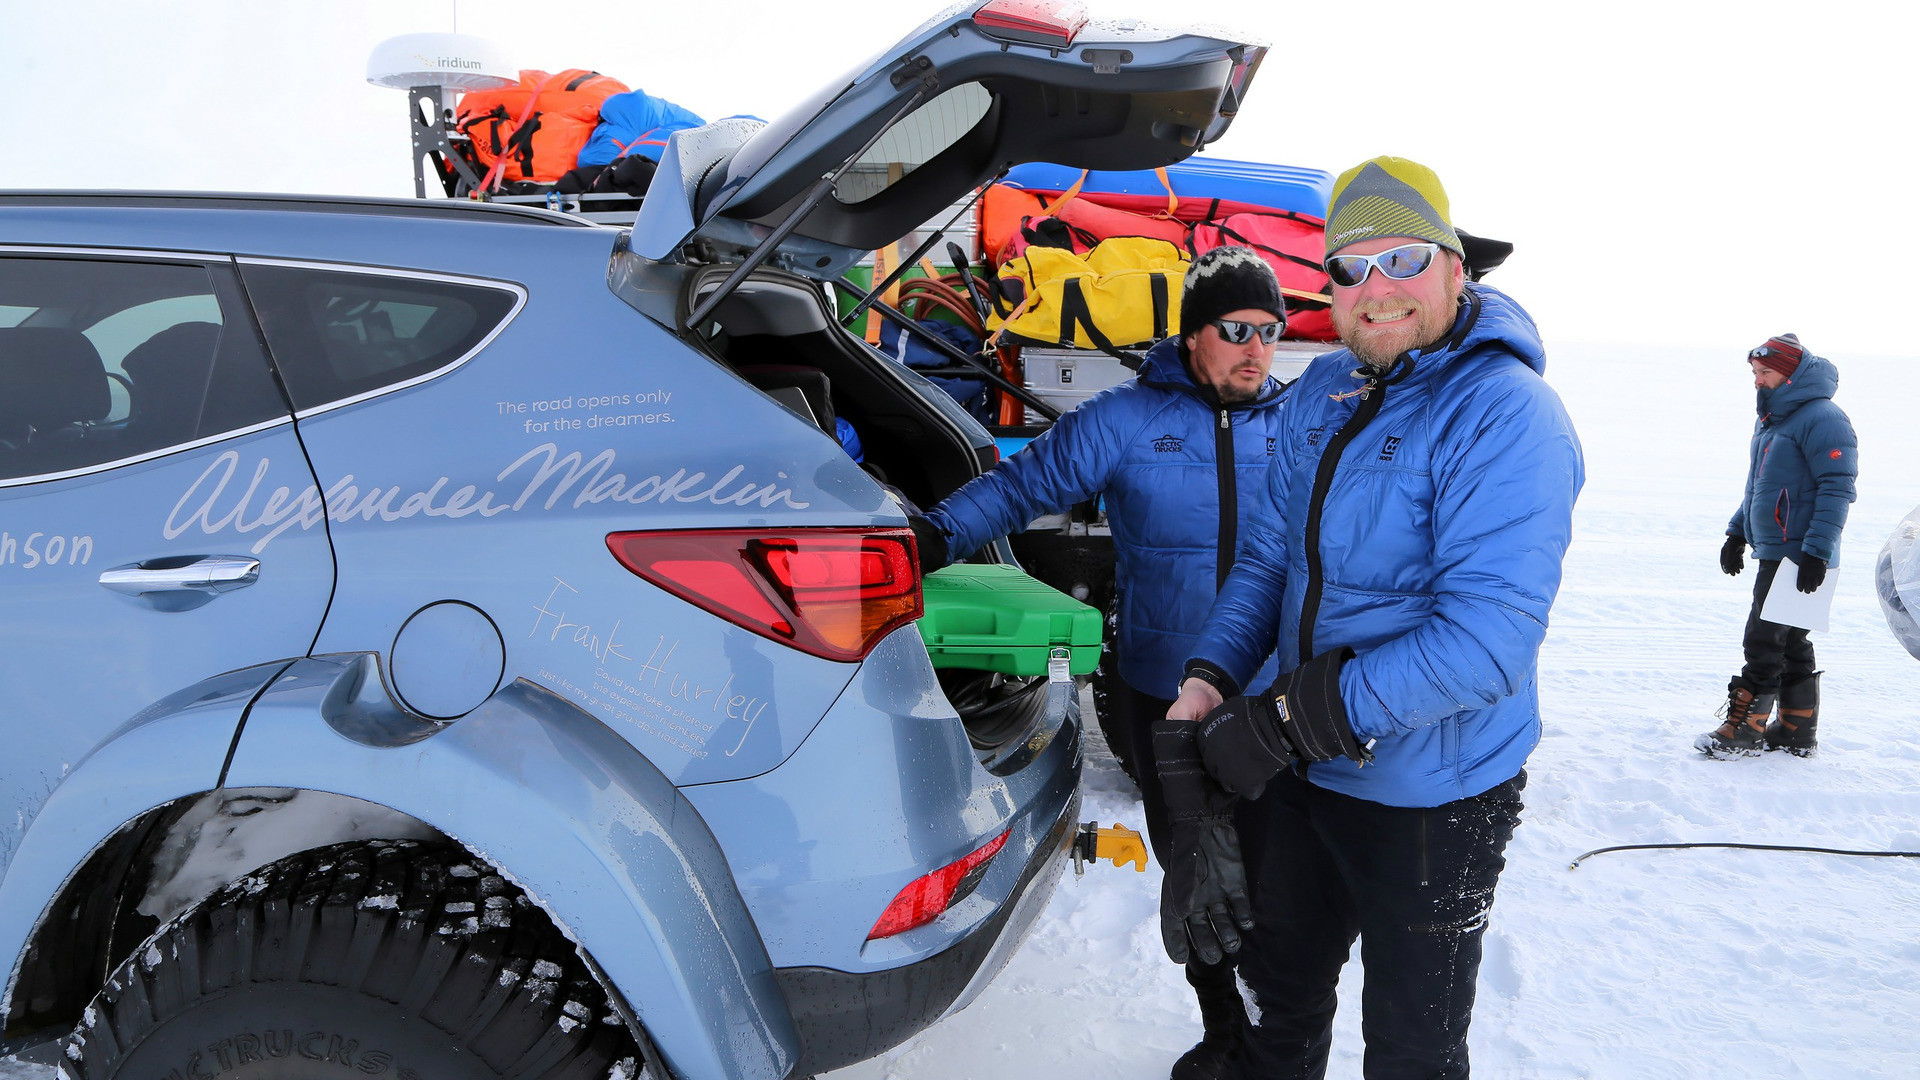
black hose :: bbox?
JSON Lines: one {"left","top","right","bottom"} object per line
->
{"left": 1569, "top": 841, "right": 1920, "bottom": 870}
{"left": 938, "top": 669, "right": 1048, "bottom": 751}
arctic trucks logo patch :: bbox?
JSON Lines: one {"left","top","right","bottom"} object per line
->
{"left": 1153, "top": 434, "right": 1184, "bottom": 453}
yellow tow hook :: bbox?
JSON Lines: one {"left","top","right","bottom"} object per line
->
{"left": 1071, "top": 821, "right": 1147, "bottom": 876}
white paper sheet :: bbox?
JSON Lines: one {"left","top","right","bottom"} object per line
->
{"left": 1760, "top": 556, "right": 1839, "bottom": 632}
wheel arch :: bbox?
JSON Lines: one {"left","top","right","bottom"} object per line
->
{"left": 218, "top": 655, "right": 800, "bottom": 1080}
{"left": 1, "top": 662, "right": 287, "bottom": 1047}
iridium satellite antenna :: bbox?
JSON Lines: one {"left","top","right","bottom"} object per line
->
{"left": 367, "top": 32, "right": 516, "bottom": 197}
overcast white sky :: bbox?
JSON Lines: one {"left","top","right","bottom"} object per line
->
{"left": 3, "top": 0, "right": 1908, "bottom": 358}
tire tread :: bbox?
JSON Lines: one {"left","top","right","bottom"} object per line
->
{"left": 64, "top": 839, "right": 639, "bottom": 1079}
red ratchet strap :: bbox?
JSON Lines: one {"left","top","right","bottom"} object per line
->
{"left": 613, "top": 127, "right": 666, "bottom": 159}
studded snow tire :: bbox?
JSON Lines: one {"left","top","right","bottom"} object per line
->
{"left": 60, "top": 839, "right": 640, "bottom": 1080}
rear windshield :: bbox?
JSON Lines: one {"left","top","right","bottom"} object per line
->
{"left": 833, "top": 82, "right": 992, "bottom": 204}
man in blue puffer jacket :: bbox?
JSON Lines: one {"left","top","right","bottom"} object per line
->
{"left": 917, "top": 246, "right": 1289, "bottom": 1080}
{"left": 1697, "top": 334, "right": 1857, "bottom": 758}
{"left": 1162, "top": 157, "right": 1584, "bottom": 1079}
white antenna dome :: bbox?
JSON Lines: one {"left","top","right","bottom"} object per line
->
{"left": 367, "top": 32, "right": 517, "bottom": 91}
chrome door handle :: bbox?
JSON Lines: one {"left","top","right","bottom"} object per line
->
{"left": 99, "top": 555, "right": 262, "bottom": 596}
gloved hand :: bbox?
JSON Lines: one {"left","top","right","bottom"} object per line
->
{"left": 909, "top": 515, "right": 950, "bottom": 573}
{"left": 1720, "top": 534, "right": 1746, "bottom": 576}
{"left": 1152, "top": 717, "right": 1253, "bottom": 966}
{"left": 1796, "top": 554, "right": 1828, "bottom": 594}
{"left": 1198, "top": 647, "right": 1367, "bottom": 800}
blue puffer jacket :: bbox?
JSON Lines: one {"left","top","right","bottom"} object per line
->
{"left": 1191, "top": 284, "right": 1584, "bottom": 808}
{"left": 928, "top": 338, "right": 1288, "bottom": 698}
{"left": 1727, "top": 354, "right": 1857, "bottom": 566}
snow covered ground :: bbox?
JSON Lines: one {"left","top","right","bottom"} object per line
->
{"left": 7, "top": 341, "right": 1917, "bottom": 1078}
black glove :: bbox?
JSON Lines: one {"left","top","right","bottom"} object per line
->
{"left": 1151, "top": 717, "right": 1253, "bottom": 966}
{"left": 909, "top": 515, "right": 950, "bottom": 573}
{"left": 1198, "top": 647, "right": 1367, "bottom": 800}
{"left": 1720, "top": 534, "right": 1746, "bottom": 576}
{"left": 1796, "top": 554, "right": 1827, "bottom": 594}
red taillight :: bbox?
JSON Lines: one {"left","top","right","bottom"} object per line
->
{"left": 607, "top": 528, "right": 923, "bottom": 663}
{"left": 973, "top": 0, "right": 1088, "bottom": 47}
{"left": 869, "top": 829, "right": 1011, "bottom": 940}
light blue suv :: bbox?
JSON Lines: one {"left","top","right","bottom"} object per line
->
{"left": 0, "top": 5, "right": 1264, "bottom": 1077}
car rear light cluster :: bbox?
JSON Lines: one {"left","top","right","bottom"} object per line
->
{"left": 607, "top": 527, "right": 923, "bottom": 663}
{"left": 868, "top": 829, "right": 1011, "bottom": 940}
{"left": 973, "top": 0, "right": 1089, "bottom": 47}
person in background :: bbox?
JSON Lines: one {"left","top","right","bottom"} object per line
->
{"left": 914, "top": 246, "right": 1290, "bottom": 1080}
{"left": 1158, "top": 156, "right": 1584, "bottom": 1079}
{"left": 1698, "top": 334, "right": 1857, "bottom": 758}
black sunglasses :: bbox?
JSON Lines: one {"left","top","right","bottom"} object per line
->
{"left": 1210, "top": 318, "right": 1284, "bottom": 345}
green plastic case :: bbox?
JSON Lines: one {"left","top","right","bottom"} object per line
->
{"left": 917, "top": 564, "right": 1102, "bottom": 676}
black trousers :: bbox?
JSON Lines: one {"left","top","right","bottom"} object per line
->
{"left": 1237, "top": 768, "right": 1526, "bottom": 1080}
{"left": 1114, "top": 680, "right": 1260, "bottom": 1003}
{"left": 1742, "top": 559, "right": 1816, "bottom": 693}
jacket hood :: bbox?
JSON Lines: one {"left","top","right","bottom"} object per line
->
{"left": 1136, "top": 335, "right": 1287, "bottom": 407}
{"left": 1318, "top": 282, "right": 1546, "bottom": 387}
{"left": 1759, "top": 353, "right": 1839, "bottom": 420}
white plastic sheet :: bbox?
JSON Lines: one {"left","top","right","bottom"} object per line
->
{"left": 1875, "top": 503, "right": 1920, "bottom": 661}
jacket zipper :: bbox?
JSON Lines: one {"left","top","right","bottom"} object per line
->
{"left": 1298, "top": 376, "right": 1387, "bottom": 664}
{"left": 1215, "top": 407, "right": 1236, "bottom": 589}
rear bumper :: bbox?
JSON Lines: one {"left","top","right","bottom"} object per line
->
{"left": 773, "top": 777, "right": 1080, "bottom": 1076}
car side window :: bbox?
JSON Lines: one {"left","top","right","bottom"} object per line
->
{"left": 0, "top": 257, "right": 288, "bottom": 484}
{"left": 240, "top": 263, "right": 520, "bottom": 413}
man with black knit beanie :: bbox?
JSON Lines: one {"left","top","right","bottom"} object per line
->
{"left": 1166, "top": 156, "right": 1584, "bottom": 1079}
{"left": 914, "top": 246, "right": 1290, "bottom": 1080}
{"left": 1697, "top": 333, "right": 1857, "bottom": 758}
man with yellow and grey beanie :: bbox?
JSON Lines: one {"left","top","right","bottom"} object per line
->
{"left": 1318, "top": 155, "right": 1471, "bottom": 374}
{"left": 1165, "top": 156, "right": 1585, "bottom": 1079}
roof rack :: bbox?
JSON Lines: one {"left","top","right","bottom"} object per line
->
{"left": 0, "top": 190, "right": 596, "bottom": 226}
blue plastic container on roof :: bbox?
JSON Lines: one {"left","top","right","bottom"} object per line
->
{"left": 999, "top": 156, "right": 1334, "bottom": 217}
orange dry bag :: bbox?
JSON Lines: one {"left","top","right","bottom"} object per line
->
{"left": 455, "top": 69, "right": 628, "bottom": 187}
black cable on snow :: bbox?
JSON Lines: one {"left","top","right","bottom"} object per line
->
{"left": 1569, "top": 841, "right": 1920, "bottom": 871}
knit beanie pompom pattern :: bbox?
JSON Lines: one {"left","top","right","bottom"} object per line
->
{"left": 1180, "top": 246, "right": 1284, "bottom": 340}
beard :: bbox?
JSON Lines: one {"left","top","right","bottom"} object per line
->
{"left": 1334, "top": 278, "right": 1465, "bottom": 371}
{"left": 1212, "top": 377, "right": 1263, "bottom": 405}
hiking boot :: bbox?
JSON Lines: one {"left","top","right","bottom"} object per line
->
{"left": 1766, "top": 671, "right": 1820, "bottom": 756}
{"left": 1695, "top": 677, "right": 1775, "bottom": 759}
{"left": 1170, "top": 1031, "right": 1243, "bottom": 1080}
{"left": 1172, "top": 961, "right": 1247, "bottom": 1080}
